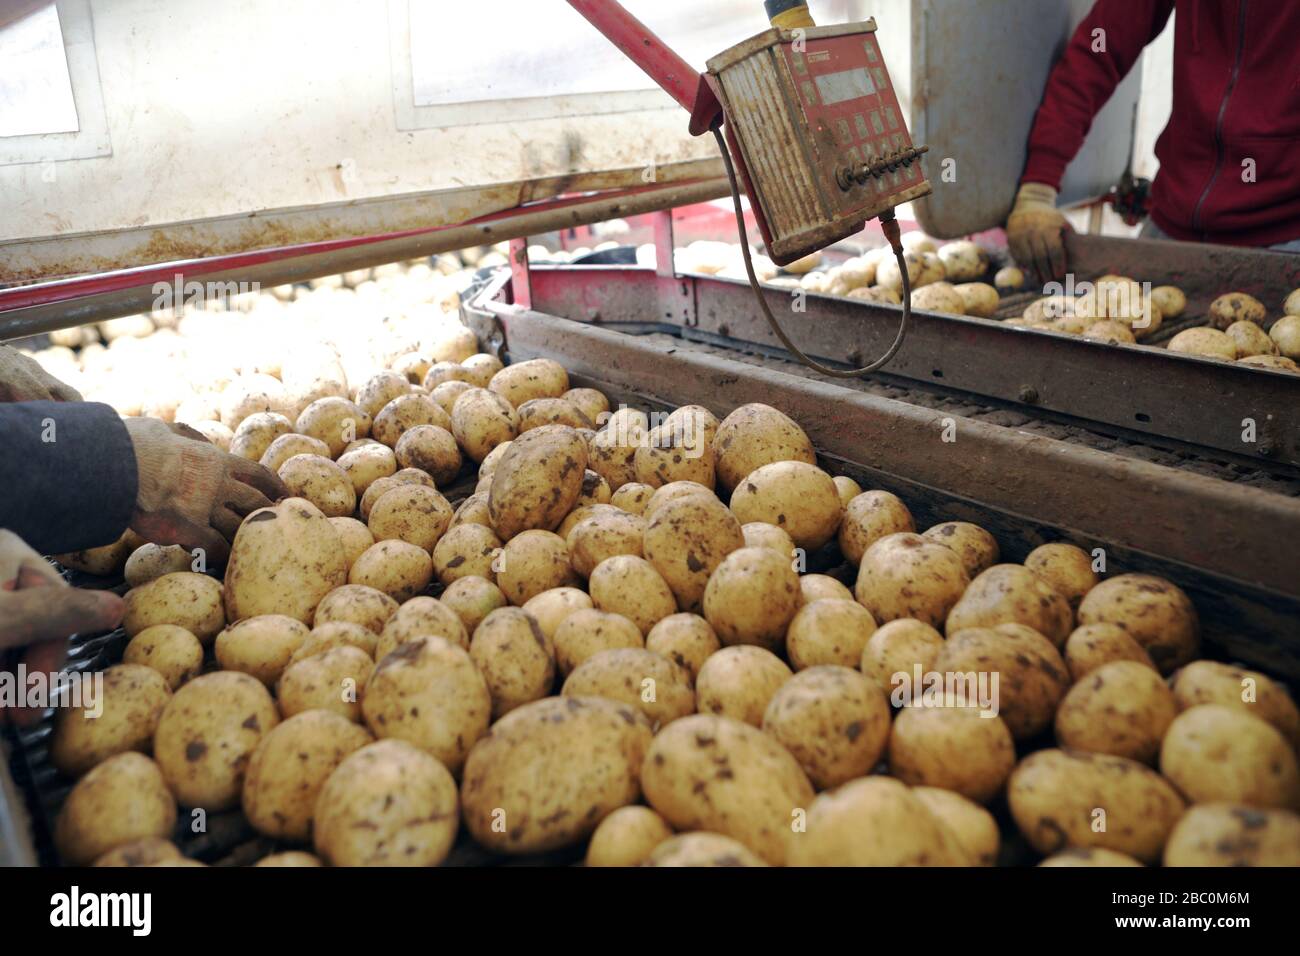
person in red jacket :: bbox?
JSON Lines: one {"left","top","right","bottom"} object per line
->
{"left": 1007, "top": 0, "right": 1300, "bottom": 283}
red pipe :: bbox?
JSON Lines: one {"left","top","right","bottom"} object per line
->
{"left": 566, "top": 0, "right": 702, "bottom": 113}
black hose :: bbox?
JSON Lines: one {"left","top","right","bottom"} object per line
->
{"left": 711, "top": 127, "right": 913, "bottom": 378}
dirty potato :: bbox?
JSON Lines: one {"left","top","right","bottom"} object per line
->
{"left": 1055, "top": 661, "right": 1178, "bottom": 763}
{"left": 214, "top": 614, "right": 310, "bottom": 686}
{"left": 644, "top": 613, "right": 720, "bottom": 681}
{"left": 1208, "top": 292, "right": 1266, "bottom": 330}
{"left": 1076, "top": 573, "right": 1199, "bottom": 673}
{"left": 488, "top": 358, "right": 570, "bottom": 408}
{"left": 855, "top": 533, "right": 969, "bottom": 629}
{"left": 488, "top": 425, "right": 588, "bottom": 539}
{"left": 569, "top": 510, "right": 645, "bottom": 579}
{"left": 124, "top": 571, "right": 226, "bottom": 643}
{"left": 1170, "top": 660, "right": 1300, "bottom": 749}
{"left": 643, "top": 494, "right": 745, "bottom": 612}
{"left": 921, "top": 521, "right": 999, "bottom": 578}
{"left": 468, "top": 607, "right": 555, "bottom": 718}
{"left": 1023, "top": 543, "right": 1098, "bottom": 609}
{"left": 712, "top": 403, "right": 816, "bottom": 492}
{"left": 860, "top": 618, "right": 945, "bottom": 694}
{"left": 934, "top": 625, "right": 1069, "bottom": 740}
{"left": 376, "top": 596, "right": 469, "bottom": 656}
{"left": 367, "top": 484, "right": 453, "bottom": 553}
{"left": 50, "top": 664, "right": 171, "bottom": 777}
{"left": 1160, "top": 705, "right": 1300, "bottom": 809}
{"left": 730, "top": 461, "right": 841, "bottom": 551}
{"left": 496, "top": 530, "right": 578, "bottom": 605}
{"left": 123, "top": 625, "right": 204, "bottom": 690}
{"left": 313, "top": 584, "right": 399, "bottom": 635}
{"left": 702, "top": 546, "right": 801, "bottom": 651}
{"left": 440, "top": 575, "right": 508, "bottom": 636}
{"left": 278, "top": 454, "right": 356, "bottom": 518}
{"left": 888, "top": 700, "right": 1016, "bottom": 804}
{"left": 838, "top": 491, "right": 915, "bottom": 565}
{"left": 786, "top": 598, "right": 877, "bottom": 670}
{"left": 54, "top": 753, "right": 177, "bottom": 865}
{"left": 348, "top": 540, "right": 433, "bottom": 603}
{"left": 695, "top": 645, "right": 791, "bottom": 727}
{"left": 1063, "top": 623, "right": 1156, "bottom": 681}
{"left": 945, "top": 564, "right": 1073, "bottom": 647}
{"left": 451, "top": 387, "right": 519, "bottom": 463}
{"left": 395, "top": 425, "right": 462, "bottom": 486}
{"left": 913, "top": 787, "right": 1000, "bottom": 866}
{"left": 432, "top": 522, "right": 502, "bottom": 586}
{"left": 1164, "top": 804, "right": 1300, "bottom": 867}
{"left": 552, "top": 608, "right": 644, "bottom": 676}
{"left": 587, "top": 554, "right": 676, "bottom": 635}
{"left": 278, "top": 646, "right": 374, "bottom": 722}
{"left": 562, "top": 647, "right": 695, "bottom": 729}
{"left": 585, "top": 805, "right": 674, "bottom": 867}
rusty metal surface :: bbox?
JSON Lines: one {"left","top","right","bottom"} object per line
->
{"left": 523, "top": 231, "right": 1300, "bottom": 469}
{"left": 466, "top": 277, "right": 1300, "bottom": 678}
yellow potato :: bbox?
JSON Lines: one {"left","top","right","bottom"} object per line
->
{"left": 786, "top": 598, "right": 876, "bottom": 670}
{"left": 488, "top": 425, "right": 589, "bottom": 539}
{"left": 1150, "top": 285, "right": 1186, "bottom": 320}
{"left": 576, "top": 469, "right": 613, "bottom": 507}
{"left": 587, "top": 554, "right": 676, "bottom": 635}
{"left": 1208, "top": 291, "right": 1266, "bottom": 330}
{"left": 643, "top": 832, "right": 768, "bottom": 867}
{"left": 954, "top": 282, "right": 1000, "bottom": 318}
{"left": 336, "top": 443, "right": 398, "bottom": 498}
{"left": 488, "top": 358, "right": 569, "bottom": 408}
{"left": 1160, "top": 705, "right": 1300, "bottom": 809}
{"left": 1170, "top": 660, "right": 1300, "bottom": 749}
{"left": 913, "top": 787, "right": 1000, "bottom": 865}
{"left": 49, "top": 664, "right": 171, "bottom": 777}
{"left": 450, "top": 491, "right": 493, "bottom": 529}
{"left": 569, "top": 511, "right": 646, "bottom": 579}
{"left": 712, "top": 403, "right": 816, "bottom": 492}
{"left": 888, "top": 701, "right": 1015, "bottom": 804}
{"left": 860, "top": 618, "right": 944, "bottom": 694}
{"left": 468, "top": 606, "right": 555, "bottom": 718}
{"left": 644, "top": 613, "right": 720, "bottom": 681}
{"left": 937, "top": 240, "right": 989, "bottom": 282}
{"left": 642, "top": 494, "right": 745, "bottom": 612}
{"left": 348, "top": 540, "right": 433, "bottom": 602}
{"left": 920, "top": 521, "right": 999, "bottom": 578}
{"left": 371, "top": 393, "right": 452, "bottom": 449}
{"left": 123, "top": 625, "right": 203, "bottom": 690}
{"left": 293, "top": 621, "right": 378, "bottom": 661}
{"left": 610, "top": 481, "right": 654, "bottom": 515}
{"left": 260, "top": 433, "right": 331, "bottom": 473}
{"left": 313, "top": 584, "right": 399, "bottom": 635}
{"left": 422, "top": 361, "right": 473, "bottom": 391}
{"left": 562, "top": 647, "right": 695, "bottom": 729}
{"left": 562, "top": 387, "right": 611, "bottom": 424}
{"left": 432, "top": 522, "right": 502, "bottom": 586}
{"left": 1023, "top": 543, "right": 1098, "bottom": 609}
{"left": 799, "top": 573, "right": 853, "bottom": 604}
{"left": 214, "top": 614, "right": 310, "bottom": 686}
{"left": 1076, "top": 573, "right": 1199, "bottom": 673}
{"left": 367, "top": 484, "right": 453, "bottom": 553}
{"left": 695, "top": 645, "right": 791, "bottom": 727}
{"left": 450, "top": 387, "right": 519, "bottom": 463}
{"left": 855, "top": 532, "right": 969, "bottom": 629}
{"left": 1168, "top": 327, "right": 1237, "bottom": 361}
{"left": 642, "top": 714, "right": 813, "bottom": 865}
{"left": 440, "top": 575, "right": 507, "bottom": 635}
{"left": 1164, "top": 804, "right": 1300, "bottom": 866}
{"left": 278, "top": 645, "right": 374, "bottom": 722}
{"left": 586, "top": 806, "right": 674, "bottom": 867}
{"left": 362, "top": 635, "right": 491, "bottom": 772}
{"left": 1063, "top": 623, "right": 1156, "bottom": 681}
{"left": 295, "top": 397, "right": 371, "bottom": 458}
{"left": 762, "top": 665, "right": 889, "bottom": 789}
{"left": 1270, "top": 314, "right": 1300, "bottom": 359}
{"left": 395, "top": 424, "right": 462, "bottom": 486}
{"left": 1225, "top": 320, "right": 1279, "bottom": 358}
{"left": 354, "top": 370, "right": 411, "bottom": 418}
{"left": 376, "top": 595, "right": 469, "bottom": 655}
{"left": 838, "top": 490, "right": 914, "bottom": 565}
{"left": 729, "top": 461, "right": 841, "bottom": 551}
{"left": 496, "top": 530, "right": 578, "bottom": 605}
{"left": 278, "top": 454, "right": 356, "bottom": 518}
{"left": 945, "top": 564, "right": 1072, "bottom": 647}
{"left": 934, "top": 625, "right": 1069, "bottom": 740}
{"left": 327, "top": 517, "right": 374, "bottom": 570}
{"left": 517, "top": 397, "right": 593, "bottom": 433}
{"left": 124, "top": 571, "right": 225, "bottom": 643}
{"left": 552, "top": 608, "right": 643, "bottom": 676}
{"left": 55, "top": 753, "right": 177, "bottom": 865}
{"left": 521, "top": 586, "right": 593, "bottom": 643}
{"left": 702, "top": 547, "right": 801, "bottom": 651}
{"left": 1055, "top": 660, "right": 1177, "bottom": 763}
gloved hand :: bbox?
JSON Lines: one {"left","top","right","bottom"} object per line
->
{"left": 0, "top": 344, "right": 83, "bottom": 402}
{"left": 1, "top": 529, "right": 124, "bottom": 727}
{"left": 1006, "top": 182, "right": 1072, "bottom": 286}
{"left": 124, "top": 418, "right": 288, "bottom": 566}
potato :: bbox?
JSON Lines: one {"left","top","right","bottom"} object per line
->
{"left": 367, "top": 484, "right": 453, "bottom": 553}
{"left": 859, "top": 617, "right": 944, "bottom": 694}
{"left": 1023, "top": 543, "right": 1097, "bottom": 610}
{"left": 1225, "top": 320, "right": 1278, "bottom": 358}
{"left": 644, "top": 613, "right": 720, "bottom": 681}
{"left": 313, "top": 584, "right": 398, "bottom": 634}
{"left": 395, "top": 425, "right": 462, "bottom": 486}
{"left": 354, "top": 371, "right": 411, "bottom": 419}
{"left": 788, "top": 776, "right": 969, "bottom": 866}
{"left": 633, "top": 418, "right": 715, "bottom": 489}
{"left": 913, "top": 787, "right": 999, "bottom": 866}
{"left": 888, "top": 699, "right": 1015, "bottom": 804}
{"left": 838, "top": 490, "right": 914, "bottom": 565}
{"left": 450, "top": 492, "right": 492, "bottom": 529}
{"left": 1208, "top": 291, "right": 1266, "bottom": 330}
{"left": 647, "top": 831, "right": 769, "bottom": 867}
{"left": 220, "top": 373, "right": 292, "bottom": 429}
{"left": 431, "top": 326, "right": 478, "bottom": 363}
{"left": 124, "top": 571, "right": 225, "bottom": 643}
{"left": 278, "top": 454, "right": 356, "bottom": 518}
{"left": 440, "top": 575, "right": 507, "bottom": 635}
{"left": 1076, "top": 573, "right": 1199, "bottom": 673}
{"left": 855, "top": 532, "right": 969, "bottom": 629}
{"left": 1083, "top": 320, "right": 1137, "bottom": 344}
{"left": 576, "top": 470, "right": 612, "bottom": 506}
{"left": 391, "top": 352, "right": 430, "bottom": 386}
{"left": 1039, "top": 847, "right": 1144, "bottom": 866}
{"left": 830, "top": 476, "right": 862, "bottom": 510}
{"left": 296, "top": 397, "right": 370, "bottom": 458}
{"left": 587, "top": 554, "right": 675, "bottom": 636}
{"left": 92, "top": 837, "right": 182, "bottom": 867}
{"left": 260, "top": 433, "right": 331, "bottom": 473}
{"left": 422, "top": 361, "right": 473, "bottom": 390}
{"left": 1161, "top": 705, "right": 1300, "bottom": 809}
{"left": 1168, "top": 327, "right": 1237, "bottom": 360}
{"left": 1055, "top": 661, "right": 1177, "bottom": 763}
{"left": 712, "top": 403, "right": 815, "bottom": 492}
{"left": 587, "top": 425, "right": 643, "bottom": 491}
{"left": 254, "top": 851, "right": 323, "bottom": 867}
{"left": 292, "top": 621, "right": 377, "bottom": 662}
{"left": 1271, "top": 314, "right": 1300, "bottom": 359}
{"left": 568, "top": 511, "right": 645, "bottom": 580}
{"left": 362, "top": 635, "right": 490, "bottom": 772}
{"left": 762, "top": 665, "right": 889, "bottom": 790}
{"left": 376, "top": 596, "right": 469, "bottom": 655}
{"left": 610, "top": 481, "right": 653, "bottom": 515}
{"left": 954, "top": 282, "right": 999, "bottom": 318}
{"left": 1171, "top": 660, "right": 1300, "bottom": 749}
{"left": 786, "top": 599, "right": 877, "bottom": 670}
{"left": 493, "top": 529, "right": 577, "bottom": 606}
{"left": 1063, "top": 623, "right": 1156, "bottom": 681}
{"left": 586, "top": 805, "right": 673, "bottom": 867}
{"left": 488, "top": 425, "right": 588, "bottom": 539}
{"left": 432, "top": 522, "right": 502, "bottom": 586}
{"left": 799, "top": 574, "right": 853, "bottom": 605}
{"left": 563, "top": 647, "right": 694, "bottom": 732}
{"left": 557, "top": 387, "right": 607, "bottom": 424}
{"left": 462, "top": 695, "right": 653, "bottom": 856}
{"left": 846, "top": 285, "right": 901, "bottom": 305}
{"left": 337, "top": 443, "right": 397, "bottom": 497}
{"left": 875, "top": 249, "right": 926, "bottom": 294}
{"left": 702, "top": 546, "right": 801, "bottom": 651}
{"left": 938, "top": 625, "right": 1068, "bottom": 740}
{"left": 431, "top": 379, "right": 474, "bottom": 415}
{"left": 946, "top": 564, "right": 1072, "bottom": 647}
{"left": 313, "top": 739, "right": 459, "bottom": 866}
{"left": 1238, "top": 353, "right": 1300, "bottom": 372}
{"left": 552, "top": 608, "right": 643, "bottom": 676}
{"left": 516, "top": 397, "right": 593, "bottom": 434}
{"left": 348, "top": 540, "right": 433, "bottom": 602}
{"left": 1164, "top": 804, "right": 1300, "bottom": 867}
{"left": 488, "top": 357, "right": 569, "bottom": 408}
{"left": 214, "top": 614, "right": 310, "bottom": 685}
{"left": 994, "top": 266, "right": 1025, "bottom": 293}
{"left": 642, "top": 495, "right": 745, "bottom": 613}
{"left": 278, "top": 645, "right": 373, "bottom": 722}
{"left": 371, "top": 393, "right": 452, "bottom": 449}
{"left": 122, "top": 543, "right": 190, "bottom": 589}
{"left": 1008, "top": 749, "right": 1186, "bottom": 862}
{"left": 521, "top": 586, "right": 593, "bottom": 642}
{"left": 642, "top": 714, "right": 812, "bottom": 864}
{"left": 328, "top": 516, "right": 374, "bottom": 569}
{"left": 910, "top": 281, "right": 966, "bottom": 315}
{"left": 462, "top": 353, "right": 505, "bottom": 388}
{"left": 153, "top": 671, "right": 279, "bottom": 809}
{"left": 242, "top": 710, "right": 373, "bottom": 840}
{"left": 937, "top": 240, "right": 989, "bottom": 282}
{"left": 920, "top": 522, "right": 999, "bottom": 578}
{"left": 1150, "top": 285, "right": 1186, "bottom": 320}
{"left": 54, "top": 753, "right": 177, "bottom": 865}
{"left": 695, "top": 645, "right": 791, "bottom": 727}
{"left": 123, "top": 625, "right": 203, "bottom": 690}
{"left": 729, "top": 461, "right": 841, "bottom": 552}
{"left": 467, "top": 607, "right": 555, "bottom": 718}
{"left": 49, "top": 664, "right": 170, "bottom": 777}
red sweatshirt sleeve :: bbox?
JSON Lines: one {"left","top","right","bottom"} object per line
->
{"left": 1022, "top": 0, "right": 1175, "bottom": 189}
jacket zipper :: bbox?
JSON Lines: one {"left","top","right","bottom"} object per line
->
{"left": 1191, "top": 0, "right": 1249, "bottom": 237}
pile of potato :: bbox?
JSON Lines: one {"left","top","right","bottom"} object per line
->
{"left": 44, "top": 299, "right": 1300, "bottom": 867}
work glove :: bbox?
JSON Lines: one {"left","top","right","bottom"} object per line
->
{"left": 1006, "top": 182, "right": 1071, "bottom": 286}
{"left": 0, "top": 529, "right": 124, "bottom": 727}
{"left": 125, "top": 418, "right": 288, "bottom": 566}
{"left": 0, "top": 344, "right": 83, "bottom": 402}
